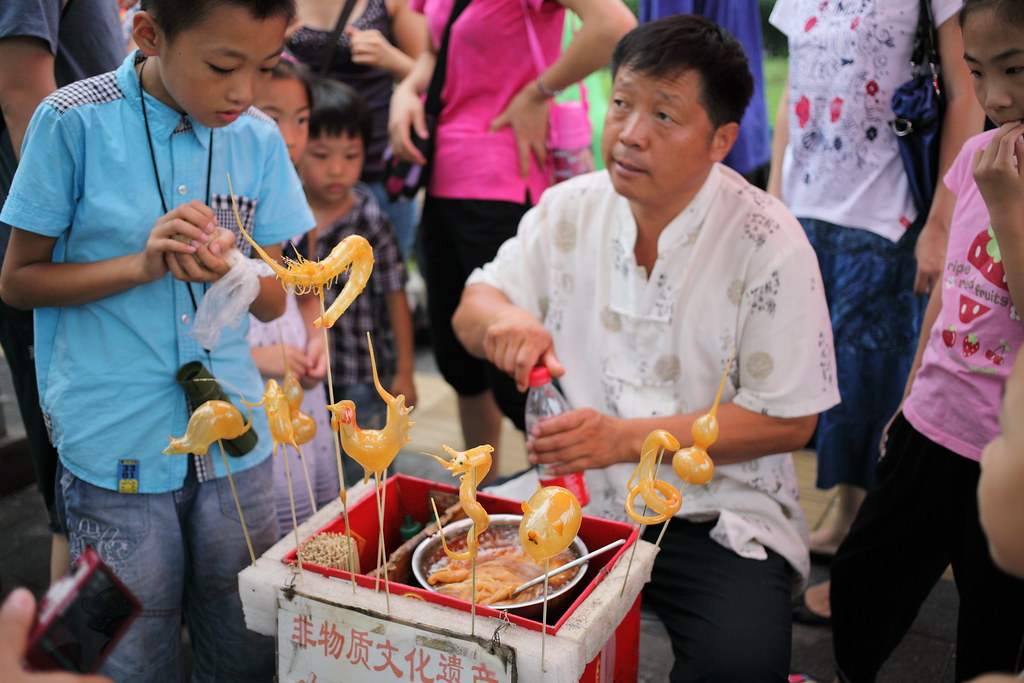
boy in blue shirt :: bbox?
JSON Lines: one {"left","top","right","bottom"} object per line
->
{"left": 0, "top": 1, "right": 313, "bottom": 680}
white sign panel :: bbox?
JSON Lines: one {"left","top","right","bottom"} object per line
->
{"left": 277, "top": 594, "right": 517, "bottom": 683}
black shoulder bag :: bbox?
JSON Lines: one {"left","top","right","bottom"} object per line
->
{"left": 889, "top": 0, "right": 945, "bottom": 221}
{"left": 383, "top": 0, "right": 471, "bottom": 201}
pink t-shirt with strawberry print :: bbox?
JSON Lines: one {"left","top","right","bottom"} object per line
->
{"left": 903, "top": 129, "right": 1022, "bottom": 461}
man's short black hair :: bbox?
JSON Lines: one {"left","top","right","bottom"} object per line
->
{"left": 309, "top": 78, "right": 372, "bottom": 148}
{"left": 141, "top": 0, "right": 296, "bottom": 42}
{"left": 959, "top": 0, "right": 1024, "bottom": 30}
{"left": 610, "top": 14, "right": 754, "bottom": 130}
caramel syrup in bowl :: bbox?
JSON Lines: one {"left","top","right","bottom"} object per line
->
{"left": 425, "top": 525, "right": 579, "bottom": 606}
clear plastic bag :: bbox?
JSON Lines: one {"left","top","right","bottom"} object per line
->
{"left": 189, "top": 249, "right": 274, "bottom": 350}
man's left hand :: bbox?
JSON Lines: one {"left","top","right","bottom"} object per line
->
{"left": 526, "top": 407, "right": 626, "bottom": 474}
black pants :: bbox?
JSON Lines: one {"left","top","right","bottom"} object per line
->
{"left": 831, "top": 413, "right": 1024, "bottom": 682}
{"left": 418, "top": 195, "right": 529, "bottom": 430}
{"left": 642, "top": 520, "right": 792, "bottom": 682}
{"left": 0, "top": 298, "right": 62, "bottom": 532}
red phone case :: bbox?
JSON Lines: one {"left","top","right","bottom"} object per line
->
{"left": 25, "top": 546, "right": 141, "bottom": 673}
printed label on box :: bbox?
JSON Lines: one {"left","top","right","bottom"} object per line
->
{"left": 278, "top": 594, "right": 516, "bottom": 682}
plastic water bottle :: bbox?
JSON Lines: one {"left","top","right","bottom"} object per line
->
{"left": 524, "top": 365, "right": 590, "bottom": 506}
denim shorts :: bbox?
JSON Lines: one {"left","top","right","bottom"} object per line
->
{"left": 56, "top": 457, "right": 278, "bottom": 682}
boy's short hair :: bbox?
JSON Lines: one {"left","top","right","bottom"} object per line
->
{"left": 141, "top": 0, "right": 296, "bottom": 42}
{"left": 610, "top": 14, "right": 753, "bottom": 130}
{"left": 959, "top": 0, "right": 1024, "bottom": 29}
{"left": 309, "top": 79, "right": 372, "bottom": 149}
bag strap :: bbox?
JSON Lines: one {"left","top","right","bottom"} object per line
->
{"left": 913, "top": 0, "right": 941, "bottom": 87}
{"left": 425, "top": 0, "right": 472, "bottom": 117}
{"left": 520, "top": 0, "right": 547, "bottom": 75}
{"left": 319, "top": 0, "right": 360, "bottom": 78}
{"left": 519, "top": 0, "right": 588, "bottom": 111}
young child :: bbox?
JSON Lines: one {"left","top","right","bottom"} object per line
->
{"left": 0, "top": 1, "right": 313, "bottom": 680}
{"left": 248, "top": 57, "right": 339, "bottom": 533}
{"left": 298, "top": 78, "right": 416, "bottom": 485}
{"left": 829, "top": 1, "right": 1024, "bottom": 680}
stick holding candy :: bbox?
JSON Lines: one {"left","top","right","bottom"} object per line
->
{"left": 519, "top": 485, "right": 582, "bottom": 671}
{"left": 429, "top": 444, "right": 493, "bottom": 633}
{"left": 672, "top": 349, "right": 735, "bottom": 486}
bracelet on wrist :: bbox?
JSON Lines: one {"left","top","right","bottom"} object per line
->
{"left": 535, "top": 76, "right": 564, "bottom": 98}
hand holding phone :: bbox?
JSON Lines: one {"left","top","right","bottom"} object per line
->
{"left": 23, "top": 547, "right": 139, "bottom": 676}
{"left": 0, "top": 587, "right": 112, "bottom": 682}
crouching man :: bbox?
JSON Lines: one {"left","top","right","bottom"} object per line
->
{"left": 453, "top": 15, "right": 840, "bottom": 682}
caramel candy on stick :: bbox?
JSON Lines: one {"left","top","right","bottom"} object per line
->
{"left": 518, "top": 485, "right": 582, "bottom": 671}
{"left": 429, "top": 444, "right": 494, "bottom": 634}
{"left": 164, "top": 399, "right": 258, "bottom": 565}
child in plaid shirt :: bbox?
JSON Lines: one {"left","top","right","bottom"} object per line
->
{"left": 298, "top": 79, "right": 416, "bottom": 484}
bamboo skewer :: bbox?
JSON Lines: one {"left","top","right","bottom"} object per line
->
{"left": 374, "top": 469, "right": 392, "bottom": 613}
{"left": 429, "top": 497, "right": 476, "bottom": 635}
{"left": 282, "top": 444, "right": 304, "bottom": 574}
{"left": 278, "top": 326, "right": 317, "bottom": 516}
{"left": 541, "top": 557, "right": 550, "bottom": 672}
{"left": 298, "top": 446, "right": 317, "bottom": 518}
{"left": 471, "top": 467, "right": 478, "bottom": 636}
{"left": 320, "top": 295, "right": 357, "bottom": 592}
{"left": 218, "top": 439, "right": 257, "bottom": 566}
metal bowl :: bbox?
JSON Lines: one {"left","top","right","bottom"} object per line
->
{"left": 411, "top": 513, "right": 589, "bottom": 619}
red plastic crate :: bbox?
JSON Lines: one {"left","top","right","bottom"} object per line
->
{"left": 282, "top": 473, "right": 641, "bottom": 635}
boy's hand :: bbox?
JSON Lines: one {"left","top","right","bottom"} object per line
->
{"left": 167, "top": 228, "right": 235, "bottom": 283}
{"left": 140, "top": 200, "right": 217, "bottom": 283}
{"left": 973, "top": 121, "right": 1024, "bottom": 217}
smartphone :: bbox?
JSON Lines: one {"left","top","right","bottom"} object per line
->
{"left": 24, "top": 546, "right": 141, "bottom": 673}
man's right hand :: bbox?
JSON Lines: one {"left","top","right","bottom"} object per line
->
{"left": 482, "top": 307, "right": 563, "bottom": 392}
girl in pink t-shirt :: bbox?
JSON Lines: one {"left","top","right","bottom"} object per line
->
{"left": 388, "top": 0, "right": 634, "bottom": 470}
{"left": 829, "top": 2, "right": 1024, "bottom": 680}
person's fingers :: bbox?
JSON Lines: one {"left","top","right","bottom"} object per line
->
{"left": 542, "top": 349, "right": 564, "bottom": 378}
{"left": 167, "top": 200, "right": 217, "bottom": 237}
{"left": 0, "top": 588, "right": 34, "bottom": 664}
{"left": 530, "top": 136, "right": 547, "bottom": 170}
{"left": 157, "top": 217, "right": 211, "bottom": 246}
{"left": 913, "top": 268, "right": 932, "bottom": 297}
{"left": 516, "top": 134, "right": 531, "bottom": 180}
{"left": 488, "top": 109, "right": 509, "bottom": 133}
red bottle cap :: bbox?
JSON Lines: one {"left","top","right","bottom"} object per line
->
{"left": 528, "top": 365, "right": 552, "bottom": 387}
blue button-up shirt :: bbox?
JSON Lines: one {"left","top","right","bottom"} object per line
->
{"left": 1, "top": 52, "right": 314, "bottom": 492}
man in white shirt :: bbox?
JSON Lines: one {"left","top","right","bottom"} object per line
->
{"left": 454, "top": 15, "right": 840, "bottom": 681}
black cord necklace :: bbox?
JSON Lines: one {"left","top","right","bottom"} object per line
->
{"left": 139, "top": 59, "right": 214, "bottom": 212}
{"left": 139, "top": 58, "right": 215, "bottom": 350}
